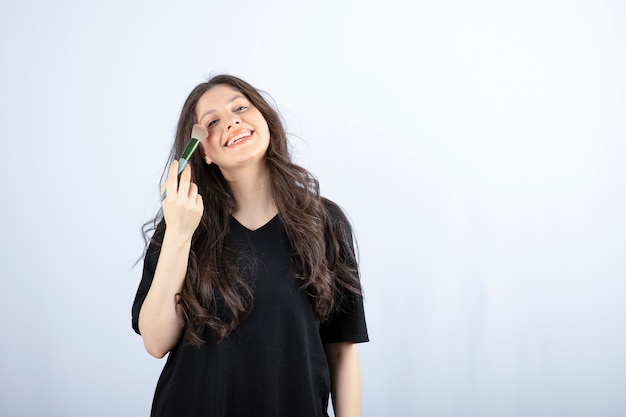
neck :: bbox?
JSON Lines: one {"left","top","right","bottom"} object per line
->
{"left": 222, "top": 163, "right": 277, "bottom": 230}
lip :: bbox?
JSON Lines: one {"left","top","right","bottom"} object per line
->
{"left": 224, "top": 128, "right": 253, "bottom": 148}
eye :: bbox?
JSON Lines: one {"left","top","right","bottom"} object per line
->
{"left": 207, "top": 119, "right": 218, "bottom": 128}
{"left": 234, "top": 105, "right": 248, "bottom": 112}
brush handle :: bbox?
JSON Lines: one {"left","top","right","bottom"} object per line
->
{"left": 160, "top": 158, "right": 190, "bottom": 201}
{"left": 177, "top": 158, "right": 190, "bottom": 174}
{"left": 160, "top": 137, "right": 201, "bottom": 201}
{"left": 180, "top": 138, "right": 200, "bottom": 162}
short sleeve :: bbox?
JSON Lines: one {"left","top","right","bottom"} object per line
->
{"left": 320, "top": 292, "right": 369, "bottom": 343}
{"left": 131, "top": 228, "right": 164, "bottom": 335}
{"left": 319, "top": 199, "right": 369, "bottom": 344}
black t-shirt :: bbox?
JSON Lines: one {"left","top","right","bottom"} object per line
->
{"left": 132, "top": 205, "right": 368, "bottom": 417}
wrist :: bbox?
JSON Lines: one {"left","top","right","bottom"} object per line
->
{"left": 162, "top": 229, "right": 194, "bottom": 250}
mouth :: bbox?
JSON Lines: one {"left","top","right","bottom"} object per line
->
{"left": 225, "top": 129, "right": 253, "bottom": 148}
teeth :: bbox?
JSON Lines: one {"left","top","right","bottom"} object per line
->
{"left": 226, "top": 131, "right": 251, "bottom": 147}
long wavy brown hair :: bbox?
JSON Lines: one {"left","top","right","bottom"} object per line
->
{"left": 143, "top": 74, "right": 362, "bottom": 345}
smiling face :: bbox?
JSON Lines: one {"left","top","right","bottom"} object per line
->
{"left": 195, "top": 84, "right": 271, "bottom": 171}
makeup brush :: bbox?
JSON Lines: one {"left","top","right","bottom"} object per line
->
{"left": 161, "top": 124, "right": 209, "bottom": 201}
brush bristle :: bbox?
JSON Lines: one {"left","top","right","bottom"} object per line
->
{"left": 191, "top": 124, "right": 209, "bottom": 140}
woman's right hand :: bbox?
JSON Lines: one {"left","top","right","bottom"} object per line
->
{"left": 160, "top": 160, "right": 204, "bottom": 240}
{"left": 140, "top": 160, "right": 202, "bottom": 358}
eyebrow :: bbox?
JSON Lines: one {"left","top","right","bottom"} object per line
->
{"left": 197, "top": 95, "right": 246, "bottom": 123}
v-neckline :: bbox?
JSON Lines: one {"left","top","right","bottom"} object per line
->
{"left": 231, "top": 213, "right": 280, "bottom": 233}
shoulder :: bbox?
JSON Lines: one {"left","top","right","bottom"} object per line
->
{"left": 321, "top": 197, "right": 352, "bottom": 229}
{"left": 320, "top": 197, "right": 357, "bottom": 258}
{"left": 321, "top": 196, "right": 343, "bottom": 215}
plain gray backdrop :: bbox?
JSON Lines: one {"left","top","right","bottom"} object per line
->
{"left": 1, "top": 0, "right": 625, "bottom": 416}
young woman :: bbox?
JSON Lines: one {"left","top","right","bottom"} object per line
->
{"left": 132, "top": 75, "right": 368, "bottom": 417}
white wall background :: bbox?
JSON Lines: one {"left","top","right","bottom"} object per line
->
{"left": 1, "top": 0, "right": 624, "bottom": 416}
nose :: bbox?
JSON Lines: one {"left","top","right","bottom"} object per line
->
{"left": 227, "top": 116, "right": 241, "bottom": 130}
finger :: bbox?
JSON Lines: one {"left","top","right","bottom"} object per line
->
{"left": 188, "top": 182, "right": 199, "bottom": 199}
{"left": 178, "top": 164, "right": 191, "bottom": 197}
{"left": 164, "top": 160, "right": 179, "bottom": 200}
{"left": 161, "top": 161, "right": 178, "bottom": 202}
{"left": 166, "top": 160, "right": 179, "bottom": 181}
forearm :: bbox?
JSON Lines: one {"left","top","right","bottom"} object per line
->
{"left": 325, "top": 342, "right": 362, "bottom": 417}
{"left": 138, "top": 232, "right": 191, "bottom": 358}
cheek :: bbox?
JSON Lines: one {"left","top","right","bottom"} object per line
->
{"left": 257, "top": 119, "right": 271, "bottom": 138}
{"left": 202, "top": 134, "right": 220, "bottom": 149}
{"left": 200, "top": 139, "right": 213, "bottom": 156}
